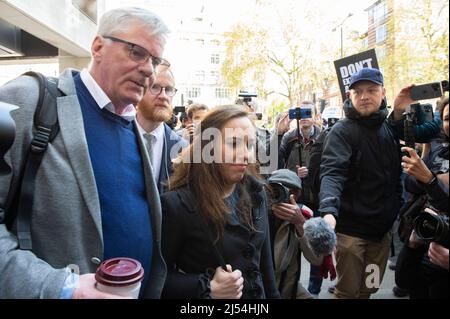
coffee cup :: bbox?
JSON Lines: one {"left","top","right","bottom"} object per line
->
{"left": 95, "top": 258, "right": 144, "bottom": 298}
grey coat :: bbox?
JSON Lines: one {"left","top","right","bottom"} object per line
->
{"left": 0, "top": 69, "right": 166, "bottom": 298}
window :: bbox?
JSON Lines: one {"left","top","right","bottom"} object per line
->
{"left": 215, "top": 88, "right": 231, "bottom": 99}
{"left": 211, "top": 53, "right": 220, "bottom": 64}
{"left": 376, "top": 24, "right": 387, "bottom": 43}
{"left": 368, "top": 8, "right": 374, "bottom": 24}
{"left": 72, "top": 0, "right": 97, "bottom": 22}
{"left": 195, "top": 38, "right": 205, "bottom": 46}
{"left": 374, "top": 2, "right": 388, "bottom": 23}
{"left": 210, "top": 71, "right": 220, "bottom": 82}
{"left": 362, "top": 37, "right": 369, "bottom": 48}
{"left": 186, "top": 87, "right": 201, "bottom": 99}
{"left": 195, "top": 70, "right": 205, "bottom": 82}
{"left": 211, "top": 39, "right": 221, "bottom": 47}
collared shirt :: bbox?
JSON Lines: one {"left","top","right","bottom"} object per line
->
{"left": 299, "top": 125, "right": 316, "bottom": 139}
{"left": 80, "top": 69, "right": 136, "bottom": 121}
{"left": 136, "top": 121, "right": 165, "bottom": 182}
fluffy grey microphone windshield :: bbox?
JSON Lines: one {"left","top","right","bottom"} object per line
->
{"left": 303, "top": 217, "right": 336, "bottom": 256}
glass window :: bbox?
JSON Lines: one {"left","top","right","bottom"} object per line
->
{"left": 186, "top": 87, "right": 201, "bottom": 99}
{"left": 215, "top": 88, "right": 231, "bottom": 99}
{"left": 211, "top": 53, "right": 220, "bottom": 64}
{"left": 210, "top": 71, "right": 220, "bottom": 82}
{"left": 211, "top": 39, "right": 221, "bottom": 46}
{"left": 376, "top": 24, "right": 387, "bottom": 43}
{"left": 195, "top": 70, "right": 205, "bottom": 82}
{"left": 362, "top": 37, "right": 369, "bottom": 48}
{"left": 374, "top": 2, "right": 388, "bottom": 23}
{"left": 72, "top": 0, "right": 97, "bottom": 22}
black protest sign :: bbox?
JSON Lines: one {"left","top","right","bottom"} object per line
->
{"left": 334, "top": 49, "right": 379, "bottom": 102}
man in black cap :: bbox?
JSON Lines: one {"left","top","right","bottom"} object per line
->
{"left": 319, "top": 68, "right": 403, "bottom": 298}
{"left": 268, "top": 169, "right": 322, "bottom": 299}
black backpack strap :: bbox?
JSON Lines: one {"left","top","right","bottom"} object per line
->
{"left": 15, "top": 71, "right": 61, "bottom": 250}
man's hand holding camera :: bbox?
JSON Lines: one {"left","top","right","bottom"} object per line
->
{"left": 272, "top": 195, "right": 313, "bottom": 236}
{"left": 182, "top": 123, "right": 196, "bottom": 141}
{"left": 276, "top": 112, "right": 290, "bottom": 136}
{"left": 401, "top": 146, "right": 434, "bottom": 183}
{"left": 393, "top": 84, "right": 417, "bottom": 121}
{"left": 428, "top": 242, "right": 449, "bottom": 270}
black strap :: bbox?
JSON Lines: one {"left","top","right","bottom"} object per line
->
{"left": 15, "top": 72, "right": 61, "bottom": 250}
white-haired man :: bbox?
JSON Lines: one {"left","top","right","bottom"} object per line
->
{"left": 0, "top": 7, "right": 170, "bottom": 299}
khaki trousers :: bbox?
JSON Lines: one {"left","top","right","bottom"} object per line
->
{"left": 334, "top": 232, "right": 391, "bottom": 299}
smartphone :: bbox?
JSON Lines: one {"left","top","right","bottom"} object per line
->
{"left": 288, "top": 107, "right": 312, "bottom": 120}
{"left": 410, "top": 82, "right": 443, "bottom": 101}
{"left": 173, "top": 106, "right": 186, "bottom": 114}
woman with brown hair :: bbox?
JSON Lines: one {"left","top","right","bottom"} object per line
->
{"left": 160, "top": 105, "right": 280, "bottom": 299}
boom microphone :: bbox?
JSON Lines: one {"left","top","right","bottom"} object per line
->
{"left": 303, "top": 217, "right": 336, "bottom": 256}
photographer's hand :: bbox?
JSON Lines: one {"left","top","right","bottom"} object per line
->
{"left": 182, "top": 124, "right": 195, "bottom": 141}
{"left": 407, "top": 230, "right": 426, "bottom": 249}
{"left": 401, "top": 147, "right": 434, "bottom": 183}
{"left": 272, "top": 195, "right": 307, "bottom": 236}
{"left": 276, "top": 112, "right": 290, "bottom": 135}
{"left": 296, "top": 165, "right": 309, "bottom": 179}
{"left": 393, "top": 84, "right": 417, "bottom": 121}
{"left": 428, "top": 242, "right": 449, "bottom": 270}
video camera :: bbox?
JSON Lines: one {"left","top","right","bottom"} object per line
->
{"left": 238, "top": 91, "right": 257, "bottom": 103}
{"left": 173, "top": 106, "right": 186, "bottom": 115}
{"left": 414, "top": 211, "right": 448, "bottom": 249}
{"left": 165, "top": 106, "right": 186, "bottom": 130}
{"left": 403, "top": 103, "right": 435, "bottom": 151}
{"left": 268, "top": 182, "right": 291, "bottom": 204}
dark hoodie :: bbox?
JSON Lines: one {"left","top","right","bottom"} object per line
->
{"left": 318, "top": 99, "right": 403, "bottom": 241}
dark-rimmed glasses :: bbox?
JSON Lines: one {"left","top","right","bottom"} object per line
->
{"left": 149, "top": 84, "right": 177, "bottom": 97}
{"left": 103, "top": 36, "right": 170, "bottom": 68}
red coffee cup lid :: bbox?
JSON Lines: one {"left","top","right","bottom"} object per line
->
{"left": 95, "top": 258, "right": 144, "bottom": 287}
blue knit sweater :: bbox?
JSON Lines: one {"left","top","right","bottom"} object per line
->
{"left": 74, "top": 74, "right": 152, "bottom": 293}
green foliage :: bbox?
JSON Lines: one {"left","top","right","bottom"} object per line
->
{"left": 381, "top": 0, "right": 449, "bottom": 101}
{"left": 221, "top": 23, "right": 269, "bottom": 94}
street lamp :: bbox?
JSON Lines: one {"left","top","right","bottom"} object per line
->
{"left": 332, "top": 13, "right": 353, "bottom": 58}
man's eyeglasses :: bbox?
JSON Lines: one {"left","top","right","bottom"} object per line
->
{"left": 103, "top": 36, "right": 170, "bottom": 68}
{"left": 149, "top": 84, "right": 177, "bottom": 97}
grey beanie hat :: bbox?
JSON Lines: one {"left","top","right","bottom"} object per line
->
{"left": 268, "top": 169, "right": 302, "bottom": 190}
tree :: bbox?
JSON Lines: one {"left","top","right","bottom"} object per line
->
{"left": 382, "top": 0, "right": 449, "bottom": 101}
{"left": 221, "top": 23, "right": 269, "bottom": 99}
{"left": 221, "top": 1, "right": 340, "bottom": 108}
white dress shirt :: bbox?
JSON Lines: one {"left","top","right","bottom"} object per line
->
{"left": 80, "top": 69, "right": 136, "bottom": 121}
{"left": 136, "top": 121, "right": 165, "bottom": 182}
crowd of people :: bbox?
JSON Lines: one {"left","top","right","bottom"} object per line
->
{"left": 0, "top": 7, "right": 448, "bottom": 299}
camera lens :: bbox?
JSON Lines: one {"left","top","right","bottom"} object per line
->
{"left": 414, "top": 212, "right": 449, "bottom": 248}
{"left": 269, "top": 183, "right": 290, "bottom": 204}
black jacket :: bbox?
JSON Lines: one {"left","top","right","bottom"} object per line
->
{"left": 404, "top": 139, "right": 449, "bottom": 212}
{"left": 157, "top": 124, "right": 189, "bottom": 193}
{"left": 319, "top": 99, "right": 403, "bottom": 241}
{"left": 160, "top": 175, "right": 280, "bottom": 299}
